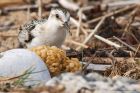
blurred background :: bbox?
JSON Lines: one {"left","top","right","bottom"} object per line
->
{"left": 0, "top": 0, "right": 140, "bottom": 92}
{"left": 0, "top": 0, "right": 140, "bottom": 52}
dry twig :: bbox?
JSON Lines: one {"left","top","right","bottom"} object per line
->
{"left": 87, "top": 5, "right": 137, "bottom": 24}
{"left": 77, "top": 17, "right": 106, "bottom": 50}
{"left": 76, "top": 8, "right": 82, "bottom": 37}
{"left": 134, "top": 44, "right": 140, "bottom": 57}
{"left": 107, "top": 0, "right": 140, "bottom": 8}
{"left": 0, "top": 32, "right": 18, "bottom": 37}
{"left": 0, "top": 25, "right": 19, "bottom": 31}
{"left": 94, "top": 35, "right": 121, "bottom": 48}
{"left": 1, "top": 5, "right": 38, "bottom": 12}
{"left": 37, "top": 0, "right": 42, "bottom": 19}
{"left": 66, "top": 40, "right": 88, "bottom": 49}
{"left": 113, "top": 36, "right": 137, "bottom": 52}
{"left": 83, "top": 57, "right": 139, "bottom": 64}
{"left": 58, "top": 0, "right": 79, "bottom": 11}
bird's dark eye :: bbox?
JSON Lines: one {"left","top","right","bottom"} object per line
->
{"left": 55, "top": 14, "right": 59, "bottom": 18}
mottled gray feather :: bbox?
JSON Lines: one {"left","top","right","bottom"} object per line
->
{"left": 18, "top": 19, "right": 47, "bottom": 47}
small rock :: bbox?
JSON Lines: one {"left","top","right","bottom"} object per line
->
{"left": 0, "top": 49, "right": 51, "bottom": 86}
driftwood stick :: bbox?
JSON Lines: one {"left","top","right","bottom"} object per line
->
{"left": 113, "top": 36, "right": 137, "bottom": 52}
{"left": 87, "top": 5, "right": 136, "bottom": 24}
{"left": 94, "top": 35, "right": 121, "bottom": 48}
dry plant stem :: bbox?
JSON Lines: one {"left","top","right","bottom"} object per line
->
{"left": 77, "top": 6, "right": 94, "bottom": 20}
{"left": 124, "top": 16, "right": 134, "bottom": 33}
{"left": 76, "top": 8, "right": 82, "bottom": 37}
{"left": 122, "top": 7, "right": 140, "bottom": 43}
{"left": 108, "top": 51, "right": 117, "bottom": 70}
{"left": 0, "top": 0, "right": 25, "bottom": 8}
{"left": 113, "top": 36, "right": 137, "bottom": 52}
{"left": 94, "top": 35, "right": 121, "bottom": 48}
{"left": 70, "top": 17, "right": 88, "bottom": 28}
{"left": 130, "top": 32, "right": 140, "bottom": 44}
{"left": 77, "top": 17, "right": 106, "bottom": 50}
{"left": 58, "top": 0, "right": 79, "bottom": 11}
{"left": 135, "top": 17, "right": 140, "bottom": 21}
{"left": 123, "top": 67, "right": 140, "bottom": 77}
{"left": 122, "top": 8, "right": 137, "bottom": 37}
{"left": 134, "top": 44, "right": 140, "bottom": 57}
{"left": 0, "top": 31, "right": 18, "bottom": 37}
{"left": 0, "top": 69, "right": 46, "bottom": 81}
{"left": 66, "top": 40, "right": 88, "bottom": 48}
{"left": 81, "top": 27, "right": 88, "bottom": 36}
{"left": 70, "top": 17, "right": 79, "bottom": 27}
{"left": 82, "top": 6, "right": 94, "bottom": 11}
{"left": 83, "top": 57, "right": 139, "bottom": 64}
{"left": 70, "top": 17, "right": 88, "bottom": 36}
{"left": 87, "top": 5, "right": 137, "bottom": 24}
{"left": 0, "top": 34, "right": 18, "bottom": 37}
{"left": 26, "top": 6, "right": 31, "bottom": 21}
{"left": 0, "top": 25, "right": 19, "bottom": 31}
{"left": 38, "top": 0, "right": 42, "bottom": 19}
{"left": 81, "top": 61, "right": 92, "bottom": 74}
{"left": 107, "top": 0, "right": 140, "bottom": 8}
{"left": 1, "top": 5, "right": 38, "bottom": 12}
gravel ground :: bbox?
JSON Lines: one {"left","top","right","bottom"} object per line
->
{"left": 46, "top": 72, "right": 140, "bottom": 93}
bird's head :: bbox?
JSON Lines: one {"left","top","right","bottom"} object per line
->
{"left": 48, "top": 7, "right": 71, "bottom": 35}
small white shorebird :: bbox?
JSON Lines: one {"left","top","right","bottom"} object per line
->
{"left": 18, "top": 7, "right": 70, "bottom": 48}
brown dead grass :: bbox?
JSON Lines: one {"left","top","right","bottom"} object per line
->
{"left": 104, "top": 59, "right": 140, "bottom": 80}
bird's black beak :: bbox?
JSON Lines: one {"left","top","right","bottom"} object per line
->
{"left": 63, "top": 22, "right": 72, "bottom": 35}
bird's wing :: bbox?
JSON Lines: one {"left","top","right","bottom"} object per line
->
{"left": 18, "top": 19, "right": 47, "bottom": 46}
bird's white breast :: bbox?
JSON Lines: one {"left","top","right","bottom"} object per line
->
{"left": 29, "top": 23, "right": 67, "bottom": 48}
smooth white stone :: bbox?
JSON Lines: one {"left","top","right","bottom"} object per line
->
{"left": 0, "top": 49, "right": 51, "bottom": 86}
